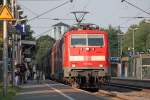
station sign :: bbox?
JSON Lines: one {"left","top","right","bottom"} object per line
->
{"left": 15, "top": 24, "right": 27, "bottom": 35}
{"left": 110, "top": 57, "right": 121, "bottom": 63}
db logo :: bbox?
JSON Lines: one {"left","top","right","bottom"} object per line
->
{"left": 84, "top": 56, "right": 91, "bottom": 61}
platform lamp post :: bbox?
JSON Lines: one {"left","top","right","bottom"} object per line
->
{"left": 117, "top": 33, "right": 124, "bottom": 57}
{"left": 129, "top": 27, "right": 139, "bottom": 78}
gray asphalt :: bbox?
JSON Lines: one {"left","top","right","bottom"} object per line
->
{"left": 13, "top": 80, "right": 110, "bottom": 100}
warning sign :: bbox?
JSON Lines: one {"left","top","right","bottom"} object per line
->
{"left": 0, "top": 5, "right": 14, "bottom": 20}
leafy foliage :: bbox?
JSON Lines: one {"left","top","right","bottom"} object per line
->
{"left": 103, "top": 25, "right": 121, "bottom": 57}
{"left": 22, "top": 25, "right": 35, "bottom": 40}
{"left": 0, "top": 84, "right": 21, "bottom": 100}
{"left": 0, "top": 4, "right": 35, "bottom": 62}
{"left": 123, "top": 20, "right": 150, "bottom": 54}
{"left": 0, "top": 0, "right": 11, "bottom": 4}
{"left": 35, "top": 35, "right": 55, "bottom": 66}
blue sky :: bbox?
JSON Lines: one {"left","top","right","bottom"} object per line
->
{"left": 17, "top": 0, "right": 150, "bottom": 37}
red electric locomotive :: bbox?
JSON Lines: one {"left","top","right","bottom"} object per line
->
{"left": 50, "top": 23, "right": 110, "bottom": 89}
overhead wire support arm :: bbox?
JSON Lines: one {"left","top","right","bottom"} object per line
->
{"left": 121, "top": 0, "right": 150, "bottom": 16}
{"left": 28, "top": 0, "right": 73, "bottom": 22}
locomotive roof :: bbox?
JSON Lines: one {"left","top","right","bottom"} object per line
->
{"left": 51, "top": 23, "right": 107, "bottom": 47}
{"left": 69, "top": 23, "right": 101, "bottom": 31}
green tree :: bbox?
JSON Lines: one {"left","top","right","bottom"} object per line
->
{"left": 137, "top": 20, "right": 150, "bottom": 51}
{"left": 122, "top": 25, "right": 138, "bottom": 52}
{"left": 0, "top": 0, "right": 11, "bottom": 4}
{"left": 35, "top": 35, "right": 55, "bottom": 67}
{"left": 103, "top": 25, "right": 121, "bottom": 57}
{"left": 23, "top": 24, "right": 35, "bottom": 40}
{"left": 123, "top": 20, "right": 150, "bottom": 53}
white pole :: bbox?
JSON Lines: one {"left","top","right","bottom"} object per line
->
{"left": 133, "top": 29, "right": 135, "bottom": 57}
{"left": 132, "top": 28, "right": 138, "bottom": 78}
{"left": 3, "top": 0, "right": 8, "bottom": 96}
{"left": 131, "top": 29, "right": 135, "bottom": 77}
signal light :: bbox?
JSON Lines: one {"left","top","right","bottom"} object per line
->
{"left": 72, "top": 64, "right": 76, "bottom": 67}
{"left": 85, "top": 47, "right": 90, "bottom": 51}
{"left": 99, "top": 64, "right": 103, "bottom": 67}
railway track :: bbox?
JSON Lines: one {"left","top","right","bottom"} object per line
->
{"left": 108, "top": 83, "right": 143, "bottom": 91}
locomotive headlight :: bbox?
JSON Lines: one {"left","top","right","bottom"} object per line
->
{"left": 85, "top": 47, "right": 90, "bottom": 51}
{"left": 99, "top": 64, "right": 103, "bottom": 67}
{"left": 72, "top": 64, "right": 76, "bottom": 67}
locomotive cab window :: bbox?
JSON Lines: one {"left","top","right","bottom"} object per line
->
{"left": 71, "top": 35, "right": 86, "bottom": 46}
{"left": 71, "top": 34, "right": 104, "bottom": 46}
{"left": 87, "top": 34, "right": 103, "bottom": 46}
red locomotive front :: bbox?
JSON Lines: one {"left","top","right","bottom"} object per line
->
{"left": 63, "top": 29, "right": 109, "bottom": 77}
{"left": 50, "top": 24, "right": 110, "bottom": 89}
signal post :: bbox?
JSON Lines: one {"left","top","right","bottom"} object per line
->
{"left": 0, "top": 0, "right": 14, "bottom": 96}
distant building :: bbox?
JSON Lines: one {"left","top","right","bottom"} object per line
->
{"left": 112, "top": 54, "right": 150, "bottom": 80}
{"left": 50, "top": 22, "right": 70, "bottom": 40}
{"left": 135, "top": 54, "right": 150, "bottom": 80}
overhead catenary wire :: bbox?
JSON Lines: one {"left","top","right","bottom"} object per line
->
{"left": 38, "top": 18, "right": 75, "bottom": 20}
{"left": 20, "top": 4, "right": 38, "bottom": 16}
{"left": 118, "top": 0, "right": 150, "bottom": 29}
{"left": 18, "top": 0, "right": 74, "bottom": 39}
{"left": 18, "top": 4, "right": 74, "bottom": 21}
{"left": 120, "top": 17, "right": 150, "bottom": 19}
{"left": 121, "top": 0, "right": 150, "bottom": 16}
{"left": 18, "top": 0, "right": 63, "bottom": 1}
{"left": 83, "top": 0, "right": 90, "bottom": 11}
{"left": 28, "top": 0, "right": 73, "bottom": 22}
{"left": 118, "top": 7, "right": 150, "bottom": 28}
{"left": 31, "top": 26, "right": 51, "bottom": 28}
{"left": 77, "top": 0, "right": 91, "bottom": 22}
{"left": 34, "top": 28, "right": 53, "bottom": 38}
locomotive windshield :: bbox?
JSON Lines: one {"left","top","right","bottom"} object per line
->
{"left": 71, "top": 35, "right": 86, "bottom": 46}
{"left": 71, "top": 34, "right": 104, "bottom": 46}
{"left": 88, "top": 35, "right": 103, "bottom": 46}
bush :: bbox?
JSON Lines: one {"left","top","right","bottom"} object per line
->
{"left": 0, "top": 84, "right": 19, "bottom": 100}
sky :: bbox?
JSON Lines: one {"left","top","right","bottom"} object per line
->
{"left": 17, "top": 0, "right": 150, "bottom": 38}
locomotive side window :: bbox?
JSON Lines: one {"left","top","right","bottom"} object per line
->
{"left": 87, "top": 34, "right": 103, "bottom": 46}
{"left": 71, "top": 35, "right": 86, "bottom": 46}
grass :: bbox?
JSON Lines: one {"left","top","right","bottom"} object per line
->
{"left": 0, "top": 82, "right": 21, "bottom": 100}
